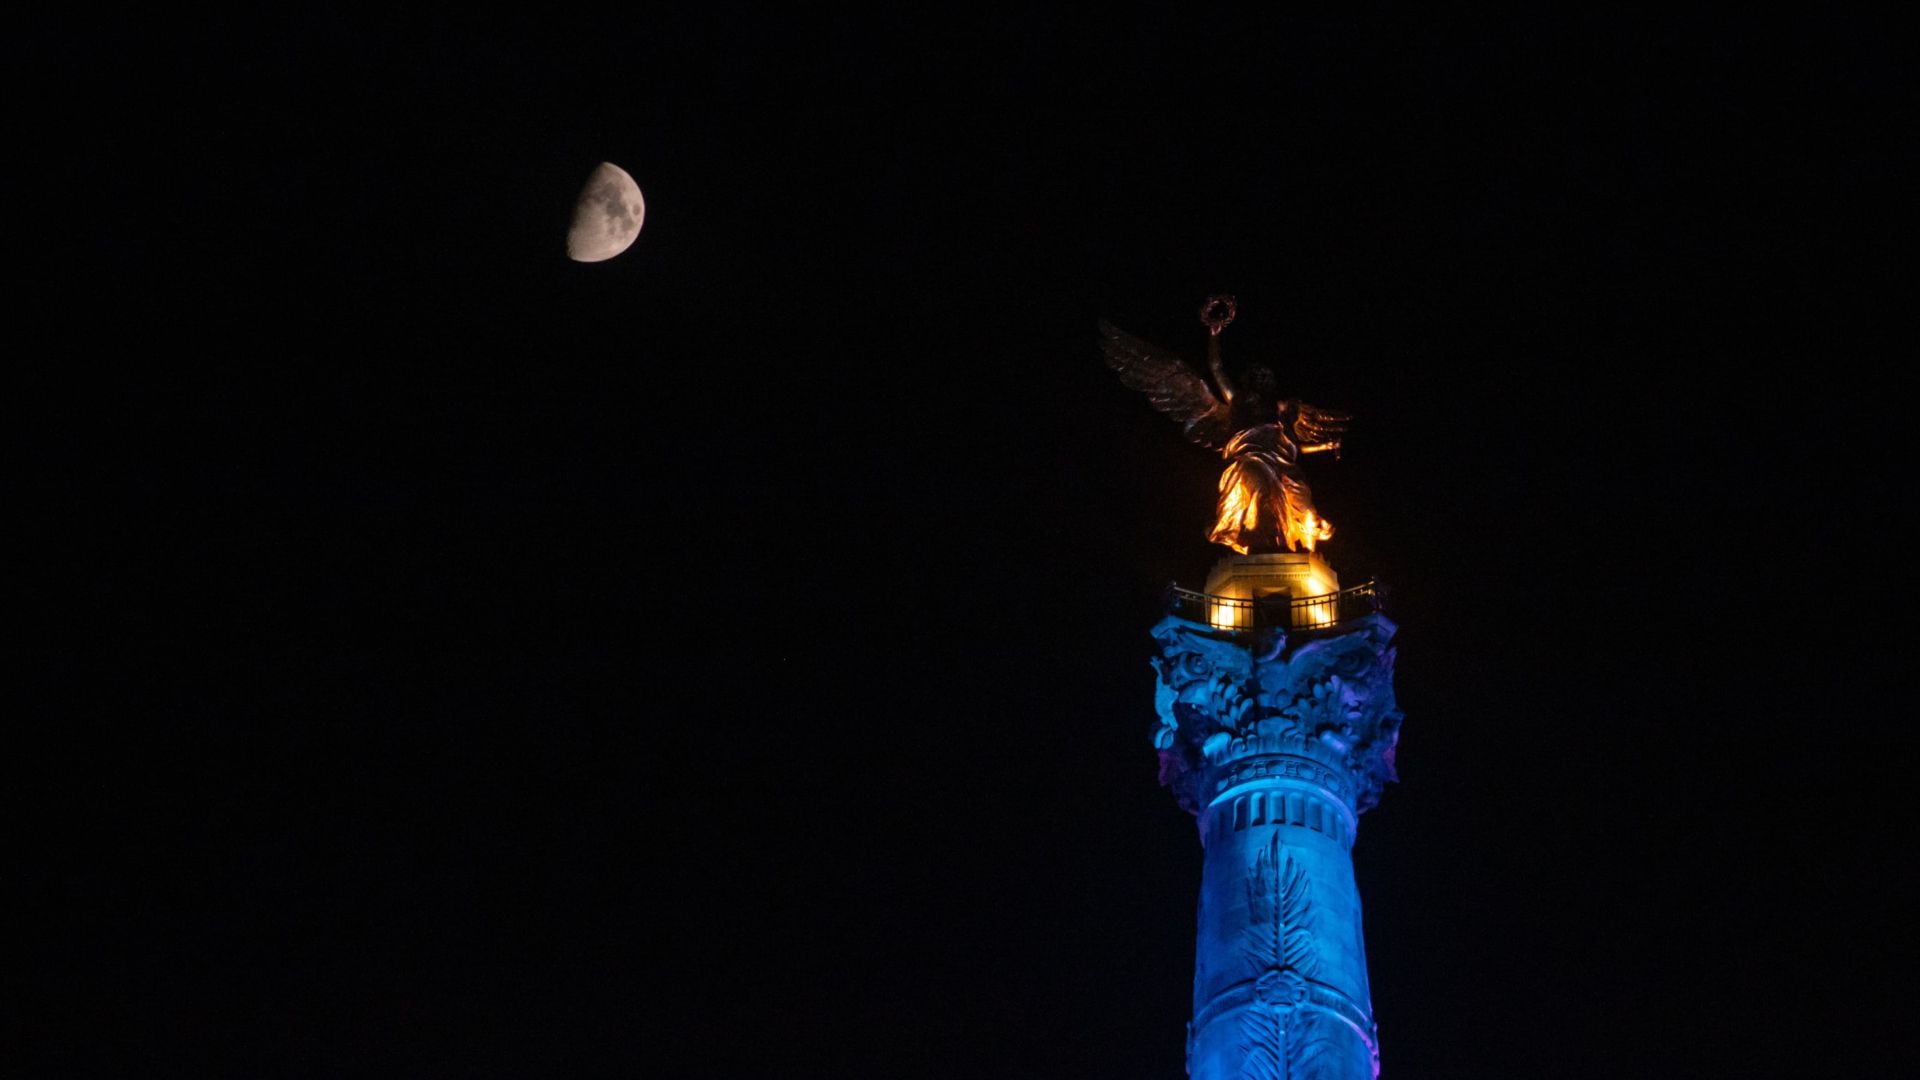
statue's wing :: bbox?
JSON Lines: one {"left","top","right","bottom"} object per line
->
{"left": 1292, "top": 402, "right": 1351, "bottom": 447}
{"left": 1098, "top": 319, "right": 1232, "bottom": 448}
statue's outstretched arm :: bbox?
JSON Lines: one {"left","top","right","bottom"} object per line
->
{"left": 1292, "top": 402, "right": 1352, "bottom": 459}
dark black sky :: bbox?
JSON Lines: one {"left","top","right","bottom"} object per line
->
{"left": 23, "top": 14, "right": 1909, "bottom": 1077}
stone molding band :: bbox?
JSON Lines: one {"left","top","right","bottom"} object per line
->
{"left": 1187, "top": 974, "right": 1379, "bottom": 1059}
{"left": 1205, "top": 778, "right": 1357, "bottom": 849}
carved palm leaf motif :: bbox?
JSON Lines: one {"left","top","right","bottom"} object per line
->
{"left": 1234, "top": 840, "right": 1329, "bottom": 1079}
{"left": 1098, "top": 319, "right": 1235, "bottom": 448}
{"left": 1235, "top": 1004, "right": 1288, "bottom": 1080}
{"left": 1243, "top": 835, "right": 1317, "bottom": 980}
{"left": 1287, "top": 1024, "right": 1343, "bottom": 1080}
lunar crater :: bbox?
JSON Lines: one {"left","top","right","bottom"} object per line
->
{"left": 566, "top": 162, "right": 644, "bottom": 262}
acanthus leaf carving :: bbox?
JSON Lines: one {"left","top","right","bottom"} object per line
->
{"left": 1150, "top": 613, "right": 1403, "bottom": 814}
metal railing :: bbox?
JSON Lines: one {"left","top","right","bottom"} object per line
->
{"left": 1164, "top": 580, "right": 1384, "bottom": 633}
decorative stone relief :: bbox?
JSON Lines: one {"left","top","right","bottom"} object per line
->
{"left": 1150, "top": 612, "right": 1403, "bottom": 814}
{"left": 1243, "top": 836, "right": 1317, "bottom": 982}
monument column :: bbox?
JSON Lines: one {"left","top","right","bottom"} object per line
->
{"left": 1149, "top": 557, "right": 1403, "bottom": 1080}
{"left": 1100, "top": 295, "right": 1404, "bottom": 1077}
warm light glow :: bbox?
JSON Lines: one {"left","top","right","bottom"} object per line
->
{"left": 1210, "top": 598, "right": 1252, "bottom": 631}
{"left": 1298, "top": 575, "right": 1336, "bottom": 628}
{"left": 1210, "top": 458, "right": 1336, "bottom": 555}
{"left": 1211, "top": 469, "right": 1261, "bottom": 556}
{"left": 1295, "top": 510, "right": 1335, "bottom": 553}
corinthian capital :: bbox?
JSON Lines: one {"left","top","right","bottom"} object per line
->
{"left": 1150, "top": 613, "right": 1403, "bottom": 815}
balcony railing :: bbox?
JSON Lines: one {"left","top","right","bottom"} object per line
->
{"left": 1164, "top": 580, "right": 1385, "bottom": 633}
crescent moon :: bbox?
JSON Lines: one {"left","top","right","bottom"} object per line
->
{"left": 566, "top": 162, "right": 645, "bottom": 263}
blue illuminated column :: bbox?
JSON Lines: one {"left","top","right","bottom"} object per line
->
{"left": 1149, "top": 561, "right": 1403, "bottom": 1080}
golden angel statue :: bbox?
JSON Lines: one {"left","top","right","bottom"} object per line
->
{"left": 1101, "top": 296, "right": 1350, "bottom": 555}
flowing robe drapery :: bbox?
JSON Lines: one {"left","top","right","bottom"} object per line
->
{"left": 1208, "top": 423, "right": 1334, "bottom": 554}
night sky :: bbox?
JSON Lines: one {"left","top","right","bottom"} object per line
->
{"left": 25, "top": 15, "right": 1908, "bottom": 1077}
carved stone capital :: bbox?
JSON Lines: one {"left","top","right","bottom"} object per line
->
{"left": 1150, "top": 612, "right": 1403, "bottom": 815}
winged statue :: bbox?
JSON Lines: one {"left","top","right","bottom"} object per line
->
{"left": 1101, "top": 296, "right": 1350, "bottom": 555}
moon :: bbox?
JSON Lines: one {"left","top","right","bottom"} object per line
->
{"left": 566, "top": 162, "right": 645, "bottom": 263}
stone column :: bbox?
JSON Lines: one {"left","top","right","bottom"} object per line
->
{"left": 1150, "top": 599, "right": 1402, "bottom": 1080}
